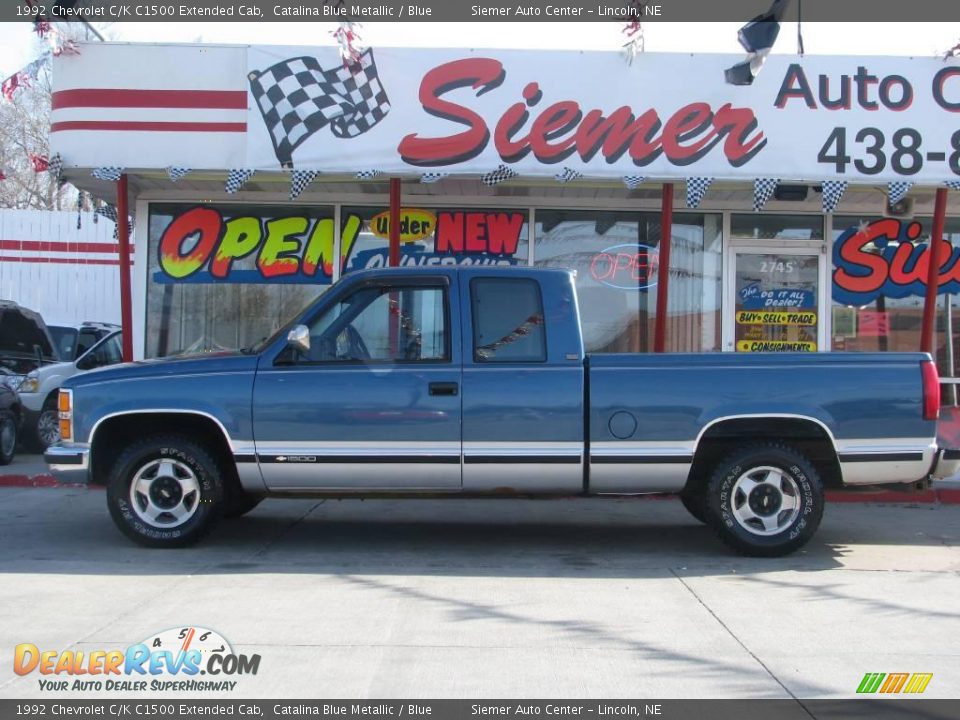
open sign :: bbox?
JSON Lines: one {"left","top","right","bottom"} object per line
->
{"left": 589, "top": 244, "right": 660, "bottom": 291}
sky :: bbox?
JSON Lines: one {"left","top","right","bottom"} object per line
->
{"left": 2, "top": 21, "right": 959, "bottom": 78}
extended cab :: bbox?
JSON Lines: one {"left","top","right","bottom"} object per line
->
{"left": 45, "top": 267, "right": 959, "bottom": 556}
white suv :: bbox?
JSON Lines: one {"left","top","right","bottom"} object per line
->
{"left": 19, "top": 330, "right": 123, "bottom": 451}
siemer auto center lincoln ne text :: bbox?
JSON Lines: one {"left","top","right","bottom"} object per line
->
{"left": 48, "top": 41, "right": 960, "bottom": 400}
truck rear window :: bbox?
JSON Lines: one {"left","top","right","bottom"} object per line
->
{"left": 470, "top": 278, "right": 546, "bottom": 363}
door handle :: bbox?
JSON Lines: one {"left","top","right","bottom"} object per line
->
{"left": 429, "top": 382, "right": 459, "bottom": 396}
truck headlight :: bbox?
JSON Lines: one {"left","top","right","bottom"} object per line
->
{"left": 19, "top": 374, "right": 39, "bottom": 393}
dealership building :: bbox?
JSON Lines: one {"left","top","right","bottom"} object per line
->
{"left": 49, "top": 42, "right": 960, "bottom": 388}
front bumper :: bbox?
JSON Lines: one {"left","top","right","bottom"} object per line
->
{"left": 44, "top": 443, "right": 91, "bottom": 484}
{"left": 931, "top": 448, "right": 960, "bottom": 480}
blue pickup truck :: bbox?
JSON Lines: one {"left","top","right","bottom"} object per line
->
{"left": 46, "top": 266, "right": 958, "bottom": 556}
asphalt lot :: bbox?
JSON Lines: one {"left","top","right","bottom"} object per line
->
{"left": 0, "top": 484, "right": 958, "bottom": 700}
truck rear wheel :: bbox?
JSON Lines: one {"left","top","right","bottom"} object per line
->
{"left": 705, "top": 442, "right": 824, "bottom": 557}
{"left": 106, "top": 435, "right": 225, "bottom": 548}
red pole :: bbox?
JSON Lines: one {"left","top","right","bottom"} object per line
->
{"left": 653, "top": 183, "right": 674, "bottom": 353}
{"left": 389, "top": 177, "right": 401, "bottom": 267}
{"left": 116, "top": 173, "right": 134, "bottom": 362}
{"left": 921, "top": 187, "right": 948, "bottom": 356}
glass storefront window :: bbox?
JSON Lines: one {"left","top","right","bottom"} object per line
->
{"left": 534, "top": 210, "right": 722, "bottom": 353}
{"left": 145, "top": 203, "right": 337, "bottom": 357}
{"left": 341, "top": 206, "right": 529, "bottom": 274}
{"left": 732, "top": 214, "right": 824, "bottom": 241}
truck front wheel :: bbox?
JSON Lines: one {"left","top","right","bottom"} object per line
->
{"left": 705, "top": 443, "right": 824, "bottom": 557}
{"left": 106, "top": 435, "right": 225, "bottom": 547}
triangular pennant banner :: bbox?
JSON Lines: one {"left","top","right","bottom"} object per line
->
{"left": 166, "top": 166, "right": 191, "bottom": 182}
{"left": 481, "top": 164, "right": 519, "bottom": 186}
{"left": 554, "top": 167, "right": 583, "bottom": 183}
{"left": 420, "top": 172, "right": 448, "bottom": 184}
{"left": 622, "top": 175, "right": 646, "bottom": 190}
{"left": 47, "top": 153, "right": 63, "bottom": 185}
{"left": 289, "top": 170, "right": 319, "bottom": 200}
{"left": 225, "top": 169, "right": 256, "bottom": 194}
{"left": 91, "top": 166, "right": 123, "bottom": 182}
{"left": 686, "top": 177, "right": 714, "bottom": 208}
{"left": 821, "top": 180, "right": 848, "bottom": 213}
{"left": 95, "top": 204, "right": 134, "bottom": 239}
{"left": 888, "top": 181, "right": 913, "bottom": 205}
{"left": 356, "top": 169, "right": 383, "bottom": 180}
{"left": 753, "top": 178, "right": 779, "bottom": 212}
{"left": 946, "top": 180, "right": 960, "bottom": 191}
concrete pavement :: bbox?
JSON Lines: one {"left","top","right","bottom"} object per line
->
{"left": 0, "top": 486, "right": 958, "bottom": 699}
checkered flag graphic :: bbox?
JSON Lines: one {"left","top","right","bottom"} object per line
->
{"left": 356, "top": 169, "right": 383, "bottom": 180}
{"left": 289, "top": 170, "right": 319, "bottom": 200}
{"left": 888, "top": 181, "right": 913, "bottom": 205}
{"left": 753, "top": 178, "right": 779, "bottom": 212}
{"left": 249, "top": 49, "right": 391, "bottom": 168}
{"left": 481, "top": 164, "right": 519, "bottom": 187}
{"left": 946, "top": 180, "right": 960, "bottom": 191}
{"left": 92, "top": 166, "right": 123, "bottom": 182}
{"left": 686, "top": 177, "right": 714, "bottom": 208}
{"left": 420, "top": 172, "right": 448, "bottom": 184}
{"left": 225, "top": 169, "right": 256, "bottom": 194}
{"left": 622, "top": 175, "right": 646, "bottom": 190}
{"left": 47, "top": 153, "right": 63, "bottom": 185}
{"left": 554, "top": 167, "right": 582, "bottom": 183}
{"left": 166, "top": 167, "right": 192, "bottom": 182}
{"left": 821, "top": 180, "right": 848, "bottom": 213}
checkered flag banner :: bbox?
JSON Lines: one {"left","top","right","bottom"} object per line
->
{"left": 94, "top": 204, "right": 133, "bottom": 239}
{"left": 686, "top": 177, "right": 714, "bottom": 208}
{"left": 47, "top": 153, "right": 63, "bottom": 185}
{"left": 821, "top": 180, "right": 847, "bottom": 213}
{"left": 481, "top": 164, "right": 519, "bottom": 187}
{"left": 290, "top": 170, "right": 319, "bottom": 200}
{"left": 420, "top": 172, "right": 448, "bottom": 184}
{"left": 946, "top": 180, "right": 960, "bottom": 191}
{"left": 888, "top": 181, "right": 913, "bottom": 205}
{"left": 225, "top": 169, "right": 256, "bottom": 194}
{"left": 356, "top": 169, "right": 383, "bottom": 180}
{"left": 554, "top": 167, "right": 582, "bottom": 183}
{"left": 753, "top": 178, "right": 779, "bottom": 212}
{"left": 92, "top": 166, "right": 123, "bottom": 182}
{"left": 166, "top": 166, "right": 192, "bottom": 182}
{"left": 249, "top": 49, "right": 391, "bottom": 168}
{"left": 622, "top": 175, "right": 646, "bottom": 190}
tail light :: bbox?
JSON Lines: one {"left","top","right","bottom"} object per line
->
{"left": 57, "top": 389, "right": 73, "bottom": 442}
{"left": 921, "top": 360, "right": 940, "bottom": 421}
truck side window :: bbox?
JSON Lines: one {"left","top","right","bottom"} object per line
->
{"left": 471, "top": 278, "right": 546, "bottom": 363}
{"left": 305, "top": 285, "right": 449, "bottom": 363}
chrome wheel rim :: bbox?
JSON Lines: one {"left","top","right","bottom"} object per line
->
{"left": 37, "top": 409, "right": 60, "bottom": 448}
{"left": 129, "top": 458, "right": 201, "bottom": 529}
{"left": 0, "top": 417, "right": 15, "bottom": 457}
{"left": 730, "top": 465, "right": 801, "bottom": 537}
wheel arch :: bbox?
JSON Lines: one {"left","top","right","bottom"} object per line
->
{"left": 685, "top": 414, "right": 842, "bottom": 493}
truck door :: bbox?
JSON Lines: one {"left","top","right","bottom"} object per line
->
{"left": 460, "top": 273, "right": 585, "bottom": 493}
{"left": 252, "top": 275, "right": 462, "bottom": 490}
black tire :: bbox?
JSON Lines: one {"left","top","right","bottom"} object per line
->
{"left": 0, "top": 410, "right": 17, "bottom": 466}
{"left": 679, "top": 488, "right": 708, "bottom": 524}
{"left": 704, "top": 442, "right": 824, "bottom": 557}
{"left": 26, "top": 399, "right": 60, "bottom": 453}
{"left": 106, "top": 435, "right": 225, "bottom": 548}
{"left": 222, "top": 490, "right": 263, "bottom": 519}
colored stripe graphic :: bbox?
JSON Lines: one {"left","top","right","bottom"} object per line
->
{"left": 903, "top": 673, "right": 933, "bottom": 694}
{"left": 52, "top": 88, "right": 247, "bottom": 110}
{"left": 857, "top": 673, "right": 886, "bottom": 694}
{"left": 857, "top": 672, "right": 932, "bottom": 694}
{"left": 51, "top": 120, "right": 246, "bottom": 133}
{"left": 879, "top": 673, "right": 909, "bottom": 693}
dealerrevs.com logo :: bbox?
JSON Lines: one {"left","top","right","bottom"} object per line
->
{"left": 14, "top": 626, "right": 260, "bottom": 693}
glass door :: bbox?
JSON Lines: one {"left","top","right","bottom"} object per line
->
{"left": 724, "top": 248, "right": 828, "bottom": 352}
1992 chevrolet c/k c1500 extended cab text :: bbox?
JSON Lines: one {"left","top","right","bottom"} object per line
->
{"left": 45, "top": 266, "right": 960, "bottom": 556}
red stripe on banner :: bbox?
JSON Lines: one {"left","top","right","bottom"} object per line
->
{"left": 51, "top": 120, "right": 246, "bottom": 133}
{"left": 0, "top": 256, "right": 128, "bottom": 266}
{"left": 52, "top": 88, "right": 247, "bottom": 110}
{"left": 0, "top": 239, "right": 129, "bottom": 253}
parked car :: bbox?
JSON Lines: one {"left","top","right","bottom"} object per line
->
{"left": 0, "top": 301, "right": 58, "bottom": 392}
{"left": 45, "top": 267, "right": 960, "bottom": 555}
{"left": 19, "top": 331, "right": 123, "bottom": 452}
{"left": 0, "top": 383, "right": 21, "bottom": 465}
{"left": 47, "top": 322, "right": 120, "bottom": 362}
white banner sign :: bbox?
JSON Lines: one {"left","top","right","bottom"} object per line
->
{"left": 245, "top": 47, "right": 960, "bottom": 183}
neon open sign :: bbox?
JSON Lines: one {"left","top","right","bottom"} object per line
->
{"left": 589, "top": 243, "right": 660, "bottom": 290}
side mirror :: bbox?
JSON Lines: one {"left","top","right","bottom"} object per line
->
{"left": 286, "top": 325, "right": 311, "bottom": 355}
